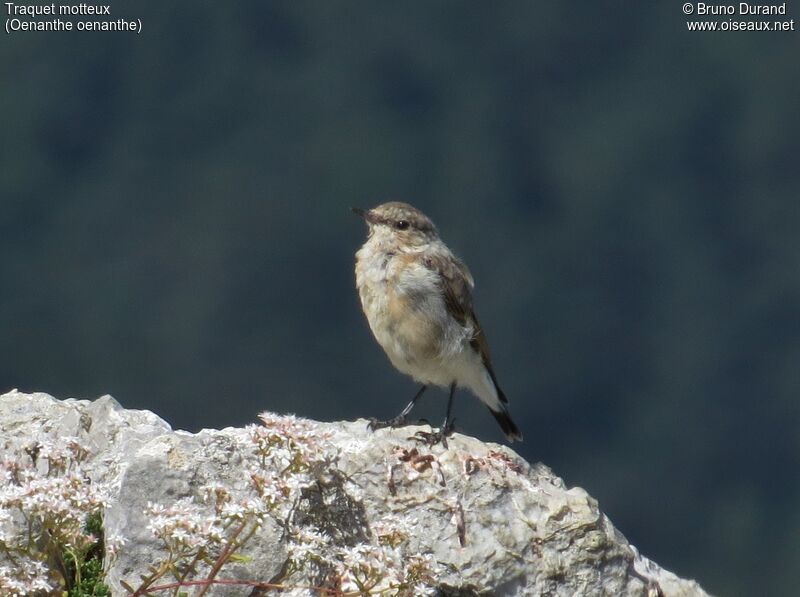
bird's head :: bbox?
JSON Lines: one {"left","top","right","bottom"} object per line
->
{"left": 351, "top": 201, "right": 439, "bottom": 249}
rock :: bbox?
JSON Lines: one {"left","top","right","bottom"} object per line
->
{"left": 0, "top": 390, "right": 710, "bottom": 596}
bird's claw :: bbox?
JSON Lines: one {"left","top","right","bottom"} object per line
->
{"left": 412, "top": 419, "right": 456, "bottom": 448}
{"left": 412, "top": 430, "right": 450, "bottom": 448}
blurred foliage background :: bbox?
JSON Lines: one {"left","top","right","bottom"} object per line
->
{"left": 2, "top": 2, "right": 799, "bottom": 595}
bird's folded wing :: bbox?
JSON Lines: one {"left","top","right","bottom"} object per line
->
{"left": 422, "top": 251, "right": 474, "bottom": 327}
{"left": 422, "top": 251, "right": 506, "bottom": 403}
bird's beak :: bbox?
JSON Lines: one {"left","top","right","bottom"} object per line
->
{"left": 351, "top": 207, "right": 376, "bottom": 225}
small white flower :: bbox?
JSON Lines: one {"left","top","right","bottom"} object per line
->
{"left": 220, "top": 502, "right": 246, "bottom": 520}
{"left": 105, "top": 531, "right": 126, "bottom": 558}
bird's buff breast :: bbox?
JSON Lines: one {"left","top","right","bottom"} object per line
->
{"left": 355, "top": 249, "right": 464, "bottom": 384}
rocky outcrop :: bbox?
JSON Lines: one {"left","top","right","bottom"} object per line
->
{"left": 0, "top": 390, "right": 709, "bottom": 596}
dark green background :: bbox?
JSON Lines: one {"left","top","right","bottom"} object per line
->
{"left": 3, "top": 2, "right": 798, "bottom": 595}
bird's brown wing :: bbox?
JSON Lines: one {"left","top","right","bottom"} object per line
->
{"left": 422, "top": 252, "right": 507, "bottom": 404}
{"left": 422, "top": 252, "right": 474, "bottom": 327}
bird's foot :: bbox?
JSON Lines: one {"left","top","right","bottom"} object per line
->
{"left": 412, "top": 419, "right": 456, "bottom": 448}
{"left": 368, "top": 415, "right": 420, "bottom": 431}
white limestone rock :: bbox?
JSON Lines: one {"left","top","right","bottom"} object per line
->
{"left": 0, "top": 390, "right": 709, "bottom": 597}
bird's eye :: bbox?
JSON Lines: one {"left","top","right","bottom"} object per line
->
{"left": 396, "top": 220, "right": 410, "bottom": 230}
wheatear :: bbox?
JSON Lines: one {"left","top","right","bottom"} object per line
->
{"left": 353, "top": 201, "right": 522, "bottom": 444}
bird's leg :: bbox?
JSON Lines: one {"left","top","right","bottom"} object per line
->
{"left": 368, "top": 385, "right": 428, "bottom": 431}
{"left": 414, "top": 383, "right": 457, "bottom": 448}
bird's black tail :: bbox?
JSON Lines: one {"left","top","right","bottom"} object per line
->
{"left": 488, "top": 403, "right": 523, "bottom": 442}
{"left": 482, "top": 369, "right": 523, "bottom": 442}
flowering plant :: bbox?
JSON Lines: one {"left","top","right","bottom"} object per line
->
{"left": 128, "top": 413, "right": 441, "bottom": 596}
{"left": 0, "top": 437, "right": 118, "bottom": 596}
{"left": 1, "top": 414, "right": 442, "bottom": 596}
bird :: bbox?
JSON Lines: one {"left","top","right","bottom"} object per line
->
{"left": 352, "top": 201, "right": 522, "bottom": 445}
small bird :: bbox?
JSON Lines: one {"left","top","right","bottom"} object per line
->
{"left": 353, "top": 201, "right": 522, "bottom": 444}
